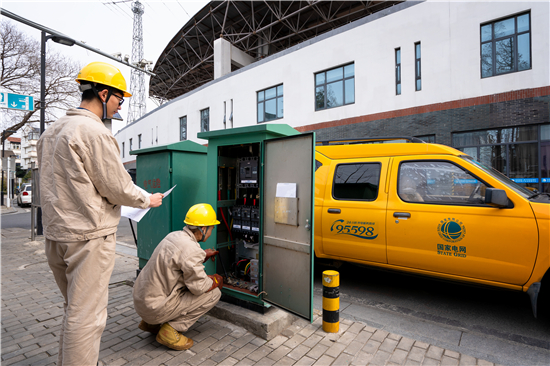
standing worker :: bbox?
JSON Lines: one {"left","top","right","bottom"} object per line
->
{"left": 37, "top": 61, "right": 164, "bottom": 366}
{"left": 133, "top": 203, "right": 223, "bottom": 351}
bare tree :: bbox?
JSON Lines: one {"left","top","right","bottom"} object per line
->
{"left": 0, "top": 20, "right": 81, "bottom": 142}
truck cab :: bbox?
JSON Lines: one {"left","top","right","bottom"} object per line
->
{"left": 314, "top": 137, "right": 550, "bottom": 317}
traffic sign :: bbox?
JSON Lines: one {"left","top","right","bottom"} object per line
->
{"left": 0, "top": 92, "right": 34, "bottom": 111}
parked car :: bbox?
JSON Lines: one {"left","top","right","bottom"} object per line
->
{"left": 16, "top": 184, "right": 32, "bottom": 207}
{"left": 314, "top": 137, "right": 550, "bottom": 317}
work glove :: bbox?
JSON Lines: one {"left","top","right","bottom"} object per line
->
{"left": 207, "top": 274, "right": 224, "bottom": 292}
{"left": 203, "top": 248, "right": 219, "bottom": 263}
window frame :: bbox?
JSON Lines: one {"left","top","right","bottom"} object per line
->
{"left": 200, "top": 108, "right": 209, "bottom": 132}
{"left": 180, "top": 116, "right": 187, "bottom": 141}
{"left": 138, "top": 134, "right": 142, "bottom": 149}
{"left": 480, "top": 11, "right": 532, "bottom": 78}
{"left": 414, "top": 42, "right": 421, "bottom": 91}
{"left": 257, "top": 84, "right": 284, "bottom": 123}
{"left": 331, "top": 162, "right": 381, "bottom": 201}
{"left": 129, "top": 138, "right": 132, "bottom": 152}
{"left": 395, "top": 48, "right": 401, "bottom": 95}
{"left": 315, "top": 62, "right": 355, "bottom": 111}
{"left": 122, "top": 142, "right": 125, "bottom": 158}
{"left": 397, "top": 159, "right": 492, "bottom": 207}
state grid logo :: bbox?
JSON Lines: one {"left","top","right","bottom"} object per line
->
{"left": 437, "top": 218, "right": 466, "bottom": 243}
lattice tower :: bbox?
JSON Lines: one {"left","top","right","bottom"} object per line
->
{"left": 127, "top": 0, "right": 145, "bottom": 124}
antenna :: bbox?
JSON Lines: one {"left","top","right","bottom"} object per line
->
{"left": 127, "top": 0, "right": 146, "bottom": 124}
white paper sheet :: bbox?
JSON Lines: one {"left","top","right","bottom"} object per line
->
{"left": 121, "top": 184, "right": 177, "bottom": 222}
{"left": 275, "top": 183, "right": 296, "bottom": 198}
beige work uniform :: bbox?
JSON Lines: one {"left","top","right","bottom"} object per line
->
{"left": 133, "top": 227, "right": 221, "bottom": 333}
{"left": 37, "top": 108, "right": 150, "bottom": 366}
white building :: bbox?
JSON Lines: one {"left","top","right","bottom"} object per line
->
{"left": 115, "top": 1, "right": 550, "bottom": 192}
{"left": 20, "top": 126, "right": 39, "bottom": 169}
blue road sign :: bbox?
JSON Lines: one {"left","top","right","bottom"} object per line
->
{"left": 0, "top": 92, "right": 34, "bottom": 111}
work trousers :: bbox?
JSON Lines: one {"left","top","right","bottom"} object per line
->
{"left": 137, "top": 288, "right": 221, "bottom": 333}
{"left": 45, "top": 234, "right": 117, "bottom": 366}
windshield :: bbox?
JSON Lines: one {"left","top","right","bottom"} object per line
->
{"left": 460, "top": 155, "right": 533, "bottom": 198}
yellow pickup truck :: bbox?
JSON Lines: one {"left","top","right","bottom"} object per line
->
{"left": 314, "top": 137, "right": 550, "bottom": 317}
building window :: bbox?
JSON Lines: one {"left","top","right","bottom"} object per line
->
{"left": 138, "top": 134, "right": 142, "bottom": 149}
{"left": 181, "top": 116, "right": 188, "bottom": 140}
{"left": 452, "top": 125, "right": 547, "bottom": 191}
{"left": 258, "top": 84, "right": 283, "bottom": 123}
{"left": 129, "top": 138, "right": 132, "bottom": 152}
{"left": 200, "top": 108, "right": 209, "bottom": 132}
{"left": 395, "top": 48, "right": 401, "bottom": 95}
{"left": 415, "top": 42, "right": 421, "bottom": 91}
{"left": 122, "top": 142, "right": 125, "bottom": 158}
{"left": 416, "top": 135, "right": 435, "bottom": 143}
{"left": 315, "top": 63, "right": 355, "bottom": 111}
{"left": 481, "top": 12, "right": 531, "bottom": 78}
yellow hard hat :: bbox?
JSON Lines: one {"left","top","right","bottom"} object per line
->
{"left": 76, "top": 62, "right": 132, "bottom": 97}
{"left": 184, "top": 204, "right": 221, "bottom": 226}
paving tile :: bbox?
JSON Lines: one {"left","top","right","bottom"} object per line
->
{"left": 266, "top": 345, "right": 291, "bottom": 361}
{"left": 218, "top": 357, "right": 239, "bottom": 365}
{"left": 351, "top": 351, "right": 374, "bottom": 365}
{"left": 325, "top": 341, "right": 347, "bottom": 358}
{"left": 266, "top": 335, "right": 289, "bottom": 349}
{"left": 362, "top": 339, "right": 381, "bottom": 355}
{"left": 295, "top": 355, "right": 316, "bottom": 365}
{"left": 210, "top": 345, "right": 239, "bottom": 363}
{"left": 397, "top": 337, "right": 416, "bottom": 352}
{"left": 390, "top": 348, "right": 409, "bottom": 364}
{"left": 370, "top": 329, "right": 390, "bottom": 343}
{"left": 191, "top": 336, "right": 217, "bottom": 353}
{"left": 163, "top": 350, "right": 195, "bottom": 366}
{"left": 231, "top": 343, "right": 259, "bottom": 360}
{"left": 426, "top": 345, "right": 444, "bottom": 360}
{"left": 379, "top": 338, "right": 399, "bottom": 353}
{"left": 288, "top": 344, "right": 311, "bottom": 360}
{"left": 283, "top": 333, "right": 307, "bottom": 349}
{"left": 408, "top": 346, "right": 427, "bottom": 363}
{"left": 313, "top": 354, "right": 335, "bottom": 366}
{"left": 370, "top": 350, "right": 392, "bottom": 365}
{"left": 441, "top": 355, "right": 459, "bottom": 366}
{"left": 459, "top": 354, "right": 477, "bottom": 366}
{"left": 247, "top": 345, "right": 273, "bottom": 362}
{"left": 421, "top": 357, "right": 440, "bottom": 365}
{"left": 343, "top": 339, "right": 364, "bottom": 356}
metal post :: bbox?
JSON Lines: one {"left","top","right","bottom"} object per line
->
{"left": 322, "top": 270, "right": 339, "bottom": 333}
{"left": 1, "top": 131, "right": 4, "bottom": 206}
{"left": 36, "top": 30, "right": 46, "bottom": 235}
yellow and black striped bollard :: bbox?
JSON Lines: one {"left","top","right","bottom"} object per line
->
{"left": 322, "top": 270, "right": 339, "bottom": 333}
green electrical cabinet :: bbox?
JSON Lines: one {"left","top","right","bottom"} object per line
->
{"left": 198, "top": 124, "right": 315, "bottom": 322}
{"left": 131, "top": 141, "right": 207, "bottom": 269}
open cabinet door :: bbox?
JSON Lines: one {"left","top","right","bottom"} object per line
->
{"left": 262, "top": 133, "right": 315, "bottom": 321}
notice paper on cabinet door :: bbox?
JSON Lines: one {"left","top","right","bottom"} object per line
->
{"left": 121, "top": 184, "right": 177, "bottom": 222}
{"left": 275, "top": 183, "right": 296, "bottom": 198}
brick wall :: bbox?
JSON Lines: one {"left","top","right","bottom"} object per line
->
{"left": 296, "top": 87, "right": 550, "bottom": 146}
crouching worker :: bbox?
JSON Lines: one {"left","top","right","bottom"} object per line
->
{"left": 133, "top": 204, "right": 223, "bottom": 350}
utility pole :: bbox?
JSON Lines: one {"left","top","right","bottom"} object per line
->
{"left": 127, "top": 0, "right": 146, "bottom": 124}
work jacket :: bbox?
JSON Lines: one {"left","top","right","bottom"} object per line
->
{"left": 133, "top": 227, "right": 214, "bottom": 316}
{"left": 37, "top": 108, "right": 150, "bottom": 241}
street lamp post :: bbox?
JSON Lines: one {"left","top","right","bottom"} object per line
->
{"left": 35, "top": 31, "right": 75, "bottom": 235}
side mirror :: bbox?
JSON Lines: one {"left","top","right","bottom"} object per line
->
{"left": 485, "top": 188, "right": 508, "bottom": 208}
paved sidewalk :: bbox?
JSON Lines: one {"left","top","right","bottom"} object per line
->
{"left": 1, "top": 228, "right": 500, "bottom": 366}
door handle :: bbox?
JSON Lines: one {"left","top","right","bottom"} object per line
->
{"left": 393, "top": 212, "right": 411, "bottom": 218}
{"left": 327, "top": 208, "right": 341, "bottom": 214}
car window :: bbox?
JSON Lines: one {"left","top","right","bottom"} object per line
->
{"left": 333, "top": 163, "right": 381, "bottom": 200}
{"left": 398, "top": 161, "right": 487, "bottom": 205}
{"left": 25, "top": 186, "right": 32, "bottom": 192}
{"left": 315, "top": 160, "right": 322, "bottom": 171}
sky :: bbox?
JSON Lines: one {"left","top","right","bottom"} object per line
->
{"left": 2, "top": 0, "right": 208, "bottom": 134}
